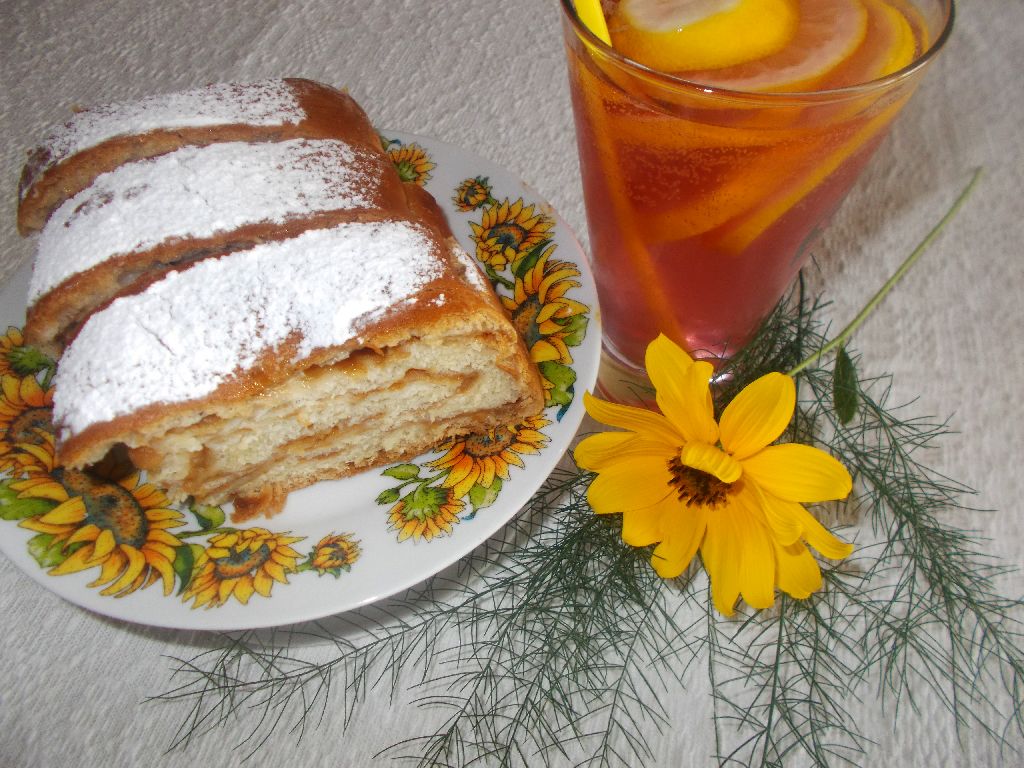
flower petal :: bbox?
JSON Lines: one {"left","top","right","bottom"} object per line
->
{"left": 233, "top": 577, "right": 255, "bottom": 605}
{"left": 650, "top": 502, "right": 707, "bottom": 578}
{"left": 147, "top": 552, "right": 177, "bottom": 596}
{"left": 700, "top": 513, "right": 741, "bottom": 616}
{"left": 89, "top": 550, "right": 127, "bottom": 587}
{"left": 574, "top": 431, "right": 676, "bottom": 471}
{"left": 742, "top": 444, "right": 852, "bottom": 503}
{"left": 719, "top": 372, "right": 795, "bottom": 459}
{"left": 746, "top": 465, "right": 853, "bottom": 559}
{"left": 621, "top": 504, "right": 664, "bottom": 547}
{"left": 752, "top": 487, "right": 804, "bottom": 546}
{"left": 679, "top": 442, "right": 742, "bottom": 484}
{"left": 587, "top": 455, "right": 675, "bottom": 514}
{"left": 796, "top": 507, "right": 855, "bottom": 561}
{"left": 731, "top": 490, "right": 777, "bottom": 610}
{"left": 774, "top": 540, "right": 823, "bottom": 599}
{"left": 645, "top": 335, "right": 718, "bottom": 445}
{"left": 50, "top": 544, "right": 97, "bottom": 576}
{"left": 91, "top": 528, "right": 118, "bottom": 562}
{"left": 100, "top": 546, "right": 147, "bottom": 595}
{"left": 264, "top": 561, "right": 288, "bottom": 584}
{"left": 583, "top": 392, "right": 683, "bottom": 447}
{"left": 38, "top": 497, "right": 86, "bottom": 524}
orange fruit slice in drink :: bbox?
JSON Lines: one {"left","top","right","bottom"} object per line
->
{"left": 633, "top": 138, "right": 824, "bottom": 242}
{"left": 718, "top": 95, "right": 909, "bottom": 254}
{"left": 680, "top": 0, "right": 870, "bottom": 92}
{"left": 609, "top": 0, "right": 799, "bottom": 73}
{"left": 713, "top": 2, "right": 924, "bottom": 252}
{"left": 819, "top": 0, "right": 919, "bottom": 87}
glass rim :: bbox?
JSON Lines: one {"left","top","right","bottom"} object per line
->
{"left": 559, "top": 0, "right": 956, "bottom": 104}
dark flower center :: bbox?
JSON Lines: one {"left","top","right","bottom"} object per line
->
{"left": 7, "top": 406, "right": 53, "bottom": 446}
{"left": 490, "top": 222, "right": 528, "bottom": 252}
{"left": 57, "top": 467, "right": 149, "bottom": 548}
{"left": 459, "top": 183, "right": 486, "bottom": 206}
{"left": 463, "top": 429, "right": 515, "bottom": 459}
{"left": 213, "top": 543, "right": 271, "bottom": 579}
{"left": 318, "top": 540, "right": 356, "bottom": 569}
{"left": 667, "top": 456, "right": 731, "bottom": 509}
{"left": 510, "top": 297, "right": 543, "bottom": 347}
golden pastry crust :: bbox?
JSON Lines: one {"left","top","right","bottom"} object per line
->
{"left": 17, "top": 79, "right": 378, "bottom": 235}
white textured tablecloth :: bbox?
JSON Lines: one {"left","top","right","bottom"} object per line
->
{"left": 1, "top": 1, "right": 1022, "bottom": 766}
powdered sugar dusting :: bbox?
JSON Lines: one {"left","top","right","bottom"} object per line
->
{"left": 452, "top": 242, "right": 491, "bottom": 292}
{"left": 37, "top": 80, "right": 303, "bottom": 173}
{"left": 30, "top": 138, "right": 383, "bottom": 302}
{"left": 54, "top": 221, "right": 444, "bottom": 436}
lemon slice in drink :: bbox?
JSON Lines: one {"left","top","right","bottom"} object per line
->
{"left": 863, "top": 0, "right": 918, "bottom": 78}
{"left": 609, "top": 0, "right": 799, "bottom": 72}
{"left": 681, "top": 0, "right": 870, "bottom": 92}
{"left": 799, "top": 0, "right": 917, "bottom": 89}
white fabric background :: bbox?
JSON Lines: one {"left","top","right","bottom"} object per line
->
{"left": 1, "top": 0, "right": 1021, "bottom": 765}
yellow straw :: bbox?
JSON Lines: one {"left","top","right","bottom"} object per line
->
{"left": 575, "top": 0, "right": 611, "bottom": 45}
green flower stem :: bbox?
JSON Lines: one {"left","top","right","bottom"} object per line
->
{"left": 484, "top": 263, "right": 515, "bottom": 290}
{"left": 787, "top": 168, "right": 983, "bottom": 377}
{"left": 39, "top": 362, "right": 57, "bottom": 391}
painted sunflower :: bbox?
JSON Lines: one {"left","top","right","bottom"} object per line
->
{"left": 469, "top": 198, "right": 555, "bottom": 272}
{"left": 182, "top": 527, "right": 303, "bottom": 608}
{"left": 16, "top": 469, "right": 185, "bottom": 596}
{"left": 0, "top": 327, "right": 24, "bottom": 377}
{"left": 574, "top": 335, "right": 854, "bottom": 616}
{"left": 0, "top": 327, "right": 52, "bottom": 380}
{"left": 0, "top": 374, "right": 57, "bottom": 478}
{"left": 453, "top": 176, "right": 492, "bottom": 212}
{"left": 388, "top": 486, "right": 464, "bottom": 542}
{"left": 428, "top": 415, "right": 551, "bottom": 499}
{"left": 310, "top": 532, "right": 361, "bottom": 576}
{"left": 501, "top": 245, "right": 589, "bottom": 368}
{"left": 387, "top": 142, "right": 435, "bottom": 185}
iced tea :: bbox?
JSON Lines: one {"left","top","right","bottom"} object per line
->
{"left": 560, "top": 0, "right": 954, "bottom": 392}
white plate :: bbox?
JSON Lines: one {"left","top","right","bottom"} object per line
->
{"left": 0, "top": 132, "right": 599, "bottom": 631}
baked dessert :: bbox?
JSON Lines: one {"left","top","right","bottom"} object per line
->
{"left": 25, "top": 136, "right": 406, "bottom": 357}
{"left": 19, "top": 81, "right": 544, "bottom": 515}
{"left": 17, "top": 78, "right": 374, "bottom": 235}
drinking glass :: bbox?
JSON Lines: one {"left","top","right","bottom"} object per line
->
{"left": 559, "top": 0, "right": 955, "bottom": 402}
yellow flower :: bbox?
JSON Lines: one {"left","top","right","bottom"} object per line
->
{"left": 501, "top": 245, "right": 589, "bottom": 369}
{"left": 0, "top": 374, "right": 57, "bottom": 477}
{"left": 428, "top": 415, "right": 551, "bottom": 498}
{"left": 0, "top": 327, "right": 52, "bottom": 378}
{"left": 388, "top": 487, "right": 464, "bottom": 542}
{"left": 183, "top": 527, "right": 303, "bottom": 608}
{"left": 574, "top": 335, "right": 854, "bottom": 616}
{"left": 311, "top": 532, "right": 361, "bottom": 575}
{"left": 387, "top": 142, "right": 435, "bottom": 185}
{"left": 453, "top": 176, "right": 492, "bottom": 211}
{"left": 0, "top": 327, "right": 24, "bottom": 377}
{"left": 469, "top": 198, "right": 554, "bottom": 272}
{"left": 17, "top": 469, "right": 185, "bottom": 596}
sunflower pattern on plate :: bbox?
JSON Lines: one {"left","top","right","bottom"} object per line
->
{"left": 380, "top": 415, "right": 551, "bottom": 543}
{"left": 377, "top": 152, "right": 591, "bottom": 545}
{"left": 383, "top": 135, "right": 435, "bottom": 185}
{"left": 0, "top": 329, "right": 362, "bottom": 609}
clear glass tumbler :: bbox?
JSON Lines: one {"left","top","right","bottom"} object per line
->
{"left": 559, "top": 0, "right": 955, "bottom": 403}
